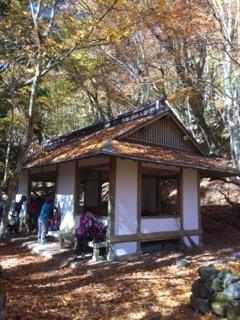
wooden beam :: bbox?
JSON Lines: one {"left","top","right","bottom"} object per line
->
{"left": 109, "top": 229, "right": 202, "bottom": 244}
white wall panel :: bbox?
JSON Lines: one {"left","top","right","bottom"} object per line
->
{"left": 16, "top": 170, "right": 29, "bottom": 218}
{"left": 115, "top": 159, "right": 138, "bottom": 235}
{"left": 141, "top": 217, "right": 180, "bottom": 233}
{"left": 113, "top": 242, "right": 137, "bottom": 256}
{"left": 182, "top": 169, "right": 199, "bottom": 230}
{"left": 56, "top": 162, "right": 76, "bottom": 232}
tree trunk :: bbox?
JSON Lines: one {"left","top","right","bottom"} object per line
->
{"left": 0, "top": 55, "right": 41, "bottom": 236}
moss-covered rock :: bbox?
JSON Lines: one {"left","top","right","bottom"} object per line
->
{"left": 224, "top": 282, "right": 240, "bottom": 300}
{"left": 227, "top": 305, "right": 240, "bottom": 320}
{"left": 217, "top": 269, "right": 231, "bottom": 280}
{"left": 190, "top": 294, "right": 211, "bottom": 314}
{"left": 198, "top": 266, "right": 216, "bottom": 282}
{"left": 211, "top": 292, "right": 232, "bottom": 317}
{"left": 192, "top": 279, "right": 213, "bottom": 299}
{"left": 211, "top": 278, "right": 224, "bottom": 292}
{"left": 223, "top": 273, "right": 240, "bottom": 288}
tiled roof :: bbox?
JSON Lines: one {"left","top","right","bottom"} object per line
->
{"left": 111, "top": 141, "right": 240, "bottom": 176}
{"left": 25, "top": 100, "right": 240, "bottom": 176}
{"left": 25, "top": 116, "right": 154, "bottom": 167}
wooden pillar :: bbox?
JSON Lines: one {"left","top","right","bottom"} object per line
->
{"left": 107, "top": 157, "right": 116, "bottom": 260}
{"left": 137, "top": 161, "right": 142, "bottom": 254}
{"left": 181, "top": 168, "right": 201, "bottom": 247}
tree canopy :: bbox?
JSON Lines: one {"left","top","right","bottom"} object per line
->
{"left": 1, "top": 0, "right": 240, "bottom": 197}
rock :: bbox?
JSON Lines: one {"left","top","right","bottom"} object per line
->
{"left": 224, "top": 273, "right": 240, "bottom": 288}
{"left": 192, "top": 279, "right": 213, "bottom": 299}
{"left": 211, "top": 292, "right": 232, "bottom": 317}
{"left": 211, "top": 278, "right": 223, "bottom": 292}
{"left": 70, "top": 261, "right": 80, "bottom": 269}
{"left": 198, "top": 266, "right": 216, "bottom": 282}
{"left": 227, "top": 304, "right": 240, "bottom": 320}
{"left": 175, "top": 258, "right": 190, "bottom": 267}
{"left": 235, "top": 252, "right": 240, "bottom": 260}
{"left": 224, "top": 282, "right": 240, "bottom": 300}
{"left": 190, "top": 294, "right": 211, "bottom": 314}
{"left": 217, "top": 269, "right": 231, "bottom": 280}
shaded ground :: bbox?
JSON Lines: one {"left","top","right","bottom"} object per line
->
{"left": 0, "top": 227, "right": 240, "bottom": 320}
{"left": 1, "top": 179, "right": 240, "bottom": 320}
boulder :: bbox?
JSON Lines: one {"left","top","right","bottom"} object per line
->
{"left": 190, "top": 294, "right": 211, "bottom": 314}
{"left": 211, "top": 278, "right": 223, "bottom": 292}
{"left": 211, "top": 292, "right": 232, "bottom": 317}
{"left": 175, "top": 258, "right": 190, "bottom": 267}
{"left": 217, "top": 269, "right": 231, "bottom": 280}
{"left": 192, "top": 279, "right": 213, "bottom": 299}
{"left": 198, "top": 266, "right": 216, "bottom": 282}
{"left": 224, "top": 282, "right": 240, "bottom": 300}
{"left": 223, "top": 273, "right": 240, "bottom": 288}
{"left": 227, "top": 305, "right": 240, "bottom": 320}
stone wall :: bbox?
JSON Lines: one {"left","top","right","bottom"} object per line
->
{"left": 191, "top": 265, "right": 240, "bottom": 319}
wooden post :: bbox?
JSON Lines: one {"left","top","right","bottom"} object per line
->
{"left": 107, "top": 157, "right": 116, "bottom": 260}
{"left": 137, "top": 161, "right": 142, "bottom": 254}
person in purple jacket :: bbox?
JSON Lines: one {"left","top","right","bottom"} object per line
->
{"left": 74, "top": 208, "right": 94, "bottom": 255}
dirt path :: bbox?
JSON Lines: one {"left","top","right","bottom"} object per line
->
{"left": 0, "top": 233, "right": 240, "bottom": 320}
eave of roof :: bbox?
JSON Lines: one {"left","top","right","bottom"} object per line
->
{"left": 25, "top": 115, "right": 154, "bottom": 168}
{"left": 100, "top": 140, "right": 240, "bottom": 177}
{"left": 25, "top": 138, "right": 240, "bottom": 177}
{"left": 24, "top": 99, "right": 240, "bottom": 177}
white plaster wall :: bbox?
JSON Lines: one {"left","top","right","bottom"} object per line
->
{"left": 182, "top": 169, "right": 199, "bottom": 230}
{"left": 113, "top": 242, "right": 137, "bottom": 256}
{"left": 56, "top": 162, "right": 76, "bottom": 232}
{"left": 115, "top": 159, "right": 138, "bottom": 235}
{"left": 16, "top": 170, "right": 29, "bottom": 218}
{"left": 141, "top": 218, "right": 180, "bottom": 233}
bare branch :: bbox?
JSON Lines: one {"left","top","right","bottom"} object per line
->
{"left": 42, "top": 0, "right": 57, "bottom": 39}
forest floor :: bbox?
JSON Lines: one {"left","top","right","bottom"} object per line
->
{"left": 1, "top": 180, "right": 240, "bottom": 320}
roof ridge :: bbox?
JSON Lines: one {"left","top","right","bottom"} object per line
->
{"left": 43, "top": 99, "right": 168, "bottom": 148}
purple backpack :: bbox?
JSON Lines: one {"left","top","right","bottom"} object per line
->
{"left": 93, "top": 220, "right": 107, "bottom": 242}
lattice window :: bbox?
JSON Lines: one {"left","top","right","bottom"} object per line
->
{"left": 126, "top": 116, "right": 198, "bottom": 153}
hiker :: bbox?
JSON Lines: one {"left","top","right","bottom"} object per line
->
{"left": 9, "top": 195, "right": 27, "bottom": 234}
{"left": 37, "top": 195, "right": 57, "bottom": 245}
{"left": 28, "top": 196, "right": 41, "bottom": 232}
{"left": 48, "top": 208, "right": 61, "bottom": 231}
{"left": 74, "top": 208, "right": 107, "bottom": 255}
{"left": 74, "top": 208, "right": 95, "bottom": 255}
{"left": 0, "top": 194, "right": 7, "bottom": 225}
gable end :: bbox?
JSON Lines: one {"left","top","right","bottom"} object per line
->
{"left": 121, "top": 115, "right": 201, "bottom": 154}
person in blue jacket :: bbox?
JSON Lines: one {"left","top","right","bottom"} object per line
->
{"left": 38, "top": 195, "right": 57, "bottom": 244}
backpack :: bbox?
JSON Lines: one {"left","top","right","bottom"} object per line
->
{"left": 11, "top": 202, "right": 21, "bottom": 216}
{"left": 93, "top": 220, "right": 107, "bottom": 243}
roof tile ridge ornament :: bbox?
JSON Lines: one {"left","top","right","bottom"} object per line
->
{"left": 100, "top": 139, "right": 115, "bottom": 154}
